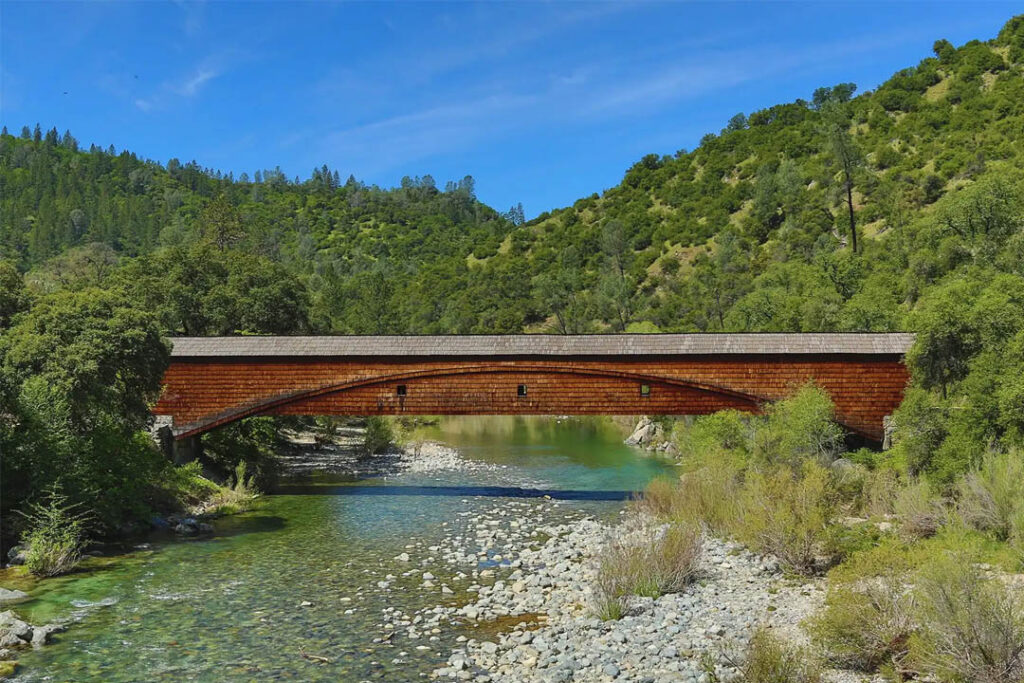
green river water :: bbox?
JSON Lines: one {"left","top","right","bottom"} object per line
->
{"left": 3, "top": 417, "right": 672, "bottom": 682}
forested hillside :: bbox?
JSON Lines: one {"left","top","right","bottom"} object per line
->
{"left": 2, "top": 17, "right": 1024, "bottom": 538}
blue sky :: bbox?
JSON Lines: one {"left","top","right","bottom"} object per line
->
{"left": 1, "top": 2, "right": 1018, "bottom": 216}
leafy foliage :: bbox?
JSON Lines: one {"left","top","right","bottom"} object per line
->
{"left": 363, "top": 416, "right": 394, "bottom": 455}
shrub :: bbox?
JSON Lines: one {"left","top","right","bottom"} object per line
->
{"left": 894, "top": 479, "right": 945, "bottom": 540}
{"left": 668, "top": 460, "right": 743, "bottom": 532}
{"left": 829, "top": 459, "right": 870, "bottom": 510}
{"left": 956, "top": 451, "right": 1024, "bottom": 540}
{"left": 722, "top": 627, "right": 823, "bottom": 683}
{"left": 734, "top": 462, "right": 838, "bottom": 573}
{"left": 364, "top": 416, "right": 394, "bottom": 454}
{"left": 203, "top": 461, "right": 259, "bottom": 515}
{"left": 632, "top": 476, "right": 681, "bottom": 519}
{"left": 753, "top": 383, "right": 845, "bottom": 467}
{"left": 862, "top": 467, "right": 901, "bottom": 518}
{"left": 1011, "top": 509, "right": 1024, "bottom": 568}
{"left": 161, "top": 461, "right": 220, "bottom": 507}
{"left": 674, "top": 410, "right": 751, "bottom": 461}
{"left": 909, "top": 553, "right": 1024, "bottom": 683}
{"left": 808, "top": 575, "right": 915, "bottom": 671}
{"left": 19, "top": 486, "right": 92, "bottom": 577}
{"left": 591, "top": 522, "right": 702, "bottom": 620}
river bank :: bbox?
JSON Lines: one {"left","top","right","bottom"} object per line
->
{"left": 420, "top": 502, "right": 851, "bottom": 682}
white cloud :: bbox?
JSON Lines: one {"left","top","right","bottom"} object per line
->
{"left": 173, "top": 67, "right": 218, "bottom": 97}
{"left": 309, "top": 26, "right": 926, "bottom": 177}
{"left": 134, "top": 60, "right": 223, "bottom": 112}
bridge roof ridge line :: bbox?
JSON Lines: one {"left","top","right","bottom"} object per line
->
{"left": 166, "top": 333, "right": 915, "bottom": 358}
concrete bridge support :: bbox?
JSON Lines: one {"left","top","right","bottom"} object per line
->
{"left": 150, "top": 416, "right": 202, "bottom": 465}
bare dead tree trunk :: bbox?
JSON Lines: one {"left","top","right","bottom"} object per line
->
{"left": 845, "top": 173, "right": 858, "bottom": 253}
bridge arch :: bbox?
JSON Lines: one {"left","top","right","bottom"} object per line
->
{"left": 171, "top": 363, "right": 767, "bottom": 439}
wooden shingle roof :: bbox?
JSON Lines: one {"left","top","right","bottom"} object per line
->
{"left": 169, "top": 333, "right": 915, "bottom": 358}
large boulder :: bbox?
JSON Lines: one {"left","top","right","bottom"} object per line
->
{"left": 624, "top": 417, "right": 663, "bottom": 446}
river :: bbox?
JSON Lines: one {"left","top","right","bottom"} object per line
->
{"left": 5, "top": 417, "right": 671, "bottom": 681}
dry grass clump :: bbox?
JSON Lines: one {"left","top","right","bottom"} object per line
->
{"left": 893, "top": 479, "right": 945, "bottom": 540}
{"left": 808, "top": 574, "right": 915, "bottom": 672}
{"left": 636, "top": 460, "right": 838, "bottom": 575}
{"left": 909, "top": 553, "right": 1024, "bottom": 683}
{"left": 632, "top": 475, "right": 683, "bottom": 519}
{"left": 718, "top": 627, "right": 823, "bottom": 683}
{"left": 591, "top": 522, "right": 702, "bottom": 620}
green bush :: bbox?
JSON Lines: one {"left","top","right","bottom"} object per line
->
{"left": 808, "top": 574, "right": 914, "bottom": 671}
{"left": 20, "top": 486, "right": 92, "bottom": 577}
{"left": 159, "top": 461, "right": 221, "bottom": 507}
{"left": 591, "top": 522, "right": 702, "bottom": 620}
{"left": 734, "top": 462, "right": 838, "bottom": 574}
{"left": 674, "top": 410, "right": 751, "bottom": 461}
{"left": 956, "top": 450, "right": 1024, "bottom": 540}
{"left": 723, "top": 627, "right": 823, "bottom": 683}
{"left": 363, "top": 416, "right": 394, "bottom": 454}
{"left": 894, "top": 479, "right": 945, "bottom": 540}
{"left": 909, "top": 553, "right": 1024, "bottom": 683}
{"left": 753, "top": 383, "right": 844, "bottom": 468}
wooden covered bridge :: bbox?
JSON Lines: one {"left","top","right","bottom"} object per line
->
{"left": 153, "top": 333, "right": 913, "bottom": 456}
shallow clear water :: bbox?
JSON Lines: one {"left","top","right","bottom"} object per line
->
{"left": 6, "top": 416, "right": 670, "bottom": 682}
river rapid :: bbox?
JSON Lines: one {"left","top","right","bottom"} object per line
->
{"left": 5, "top": 417, "right": 671, "bottom": 681}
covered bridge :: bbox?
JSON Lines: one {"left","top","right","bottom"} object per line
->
{"left": 153, "top": 333, "right": 913, "bottom": 448}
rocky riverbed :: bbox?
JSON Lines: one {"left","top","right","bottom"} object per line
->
{"left": 410, "top": 503, "right": 840, "bottom": 682}
{"left": 0, "top": 609, "right": 63, "bottom": 677}
{"left": 284, "top": 428, "right": 862, "bottom": 682}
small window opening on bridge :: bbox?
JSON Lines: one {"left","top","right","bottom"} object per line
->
{"left": 396, "top": 384, "right": 407, "bottom": 397}
{"left": 517, "top": 384, "right": 528, "bottom": 397}
{"left": 640, "top": 384, "right": 651, "bottom": 397}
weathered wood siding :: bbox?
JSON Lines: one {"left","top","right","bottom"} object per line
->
{"left": 154, "top": 354, "right": 909, "bottom": 440}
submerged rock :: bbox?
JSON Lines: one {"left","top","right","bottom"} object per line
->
{"left": 0, "top": 590, "right": 28, "bottom": 607}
